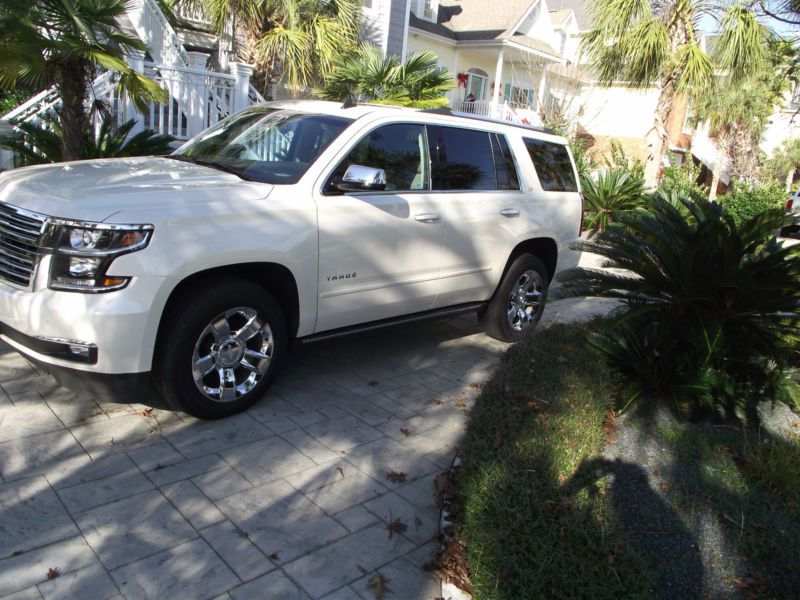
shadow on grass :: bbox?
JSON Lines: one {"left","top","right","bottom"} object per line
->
{"left": 453, "top": 320, "right": 800, "bottom": 600}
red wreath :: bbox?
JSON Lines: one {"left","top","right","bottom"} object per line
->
{"left": 456, "top": 72, "right": 468, "bottom": 88}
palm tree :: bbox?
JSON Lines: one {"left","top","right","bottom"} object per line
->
{"left": 770, "top": 137, "right": 800, "bottom": 192}
{"left": 318, "top": 45, "right": 453, "bottom": 108}
{"left": 187, "top": 0, "right": 361, "bottom": 93}
{"left": 0, "top": 0, "right": 167, "bottom": 162}
{"left": 581, "top": 0, "right": 773, "bottom": 187}
{"left": 690, "top": 78, "right": 773, "bottom": 199}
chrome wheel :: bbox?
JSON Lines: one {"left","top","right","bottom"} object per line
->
{"left": 506, "top": 269, "right": 544, "bottom": 332}
{"left": 191, "top": 307, "right": 274, "bottom": 403}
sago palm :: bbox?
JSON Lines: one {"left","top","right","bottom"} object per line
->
{"left": 690, "top": 77, "right": 774, "bottom": 199}
{"left": 318, "top": 45, "right": 453, "bottom": 108}
{"left": 185, "top": 0, "right": 361, "bottom": 93}
{"left": 1, "top": 112, "right": 175, "bottom": 165}
{"left": 581, "top": 0, "right": 773, "bottom": 187}
{"left": 0, "top": 0, "right": 167, "bottom": 161}
{"left": 555, "top": 192, "right": 800, "bottom": 423}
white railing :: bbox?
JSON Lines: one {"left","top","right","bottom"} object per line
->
{"left": 136, "top": 62, "right": 236, "bottom": 139}
{"left": 450, "top": 100, "right": 543, "bottom": 126}
{"left": 175, "top": 3, "right": 209, "bottom": 26}
{"left": 127, "top": 0, "right": 189, "bottom": 67}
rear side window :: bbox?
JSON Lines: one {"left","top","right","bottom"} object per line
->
{"left": 430, "top": 126, "right": 497, "bottom": 191}
{"left": 523, "top": 138, "right": 578, "bottom": 192}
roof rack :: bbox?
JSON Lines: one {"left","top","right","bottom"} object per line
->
{"left": 420, "top": 107, "right": 557, "bottom": 136}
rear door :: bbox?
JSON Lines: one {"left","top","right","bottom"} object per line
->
{"left": 430, "top": 125, "right": 528, "bottom": 308}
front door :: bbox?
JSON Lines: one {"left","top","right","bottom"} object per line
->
{"left": 314, "top": 122, "right": 444, "bottom": 332}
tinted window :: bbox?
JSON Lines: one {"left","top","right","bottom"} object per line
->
{"left": 523, "top": 138, "right": 577, "bottom": 192}
{"left": 492, "top": 134, "right": 520, "bottom": 191}
{"left": 431, "top": 126, "right": 497, "bottom": 191}
{"left": 173, "top": 108, "right": 351, "bottom": 184}
{"left": 327, "top": 123, "right": 429, "bottom": 192}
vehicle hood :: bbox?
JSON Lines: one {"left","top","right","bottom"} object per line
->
{"left": 0, "top": 156, "right": 271, "bottom": 222}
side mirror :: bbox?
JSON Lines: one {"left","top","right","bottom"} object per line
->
{"left": 337, "top": 164, "right": 387, "bottom": 192}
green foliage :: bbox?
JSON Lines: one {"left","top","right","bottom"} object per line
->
{"left": 569, "top": 137, "right": 597, "bottom": 179}
{"left": 722, "top": 180, "right": 787, "bottom": 227}
{"left": 1, "top": 113, "right": 175, "bottom": 165}
{"left": 581, "top": 169, "right": 645, "bottom": 232}
{"left": 766, "top": 137, "right": 800, "bottom": 189}
{"left": 456, "top": 323, "right": 653, "bottom": 599}
{"left": 657, "top": 155, "right": 708, "bottom": 200}
{"left": 0, "top": 88, "right": 31, "bottom": 115}
{"left": 605, "top": 139, "right": 644, "bottom": 180}
{"left": 556, "top": 192, "right": 800, "bottom": 425}
{"left": 190, "top": 0, "right": 361, "bottom": 91}
{"left": 317, "top": 45, "right": 453, "bottom": 108}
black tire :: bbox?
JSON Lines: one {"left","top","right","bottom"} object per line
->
{"left": 154, "top": 277, "right": 287, "bottom": 419}
{"left": 480, "top": 254, "right": 549, "bottom": 342}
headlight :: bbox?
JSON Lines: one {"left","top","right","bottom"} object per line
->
{"left": 49, "top": 221, "right": 153, "bottom": 292}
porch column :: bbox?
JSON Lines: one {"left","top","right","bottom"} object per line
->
{"left": 185, "top": 51, "right": 209, "bottom": 138}
{"left": 124, "top": 50, "right": 147, "bottom": 135}
{"left": 537, "top": 66, "right": 548, "bottom": 113}
{"left": 451, "top": 50, "right": 460, "bottom": 104}
{"left": 491, "top": 47, "right": 505, "bottom": 116}
{"left": 230, "top": 62, "right": 254, "bottom": 115}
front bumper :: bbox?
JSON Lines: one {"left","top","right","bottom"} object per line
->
{"left": 0, "top": 267, "right": 170, "bottom": 374}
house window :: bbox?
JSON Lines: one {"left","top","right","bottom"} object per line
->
{"left": 416, "top": 0, "right": 438, "bottom": 22}
{"left": 508, "top": 86, "right": 532, "bottom": 108}
{"left": 362, "top": 0, "right": 373, "bottom": 9}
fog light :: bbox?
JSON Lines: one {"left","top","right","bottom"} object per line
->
{"left": 68, "top": 344, "right": 92, "bottom": 359}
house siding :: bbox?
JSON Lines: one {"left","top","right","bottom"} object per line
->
{"left": 387, "top": 0, "right": 410, "bottom": 56}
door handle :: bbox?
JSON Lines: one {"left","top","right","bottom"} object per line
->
{"left": 500, "top": 208, "right": 520, "bottom": 217}
{"left": 414, "top": 213, "right": 441, "bottom": 223}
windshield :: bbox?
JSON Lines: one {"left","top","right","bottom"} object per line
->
{"left": 171, "top": 108, "right": 353, "bottom": 184}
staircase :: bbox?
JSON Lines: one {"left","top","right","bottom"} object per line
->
{"left": 0, "top": 0, "right": 263, "bottom": 169}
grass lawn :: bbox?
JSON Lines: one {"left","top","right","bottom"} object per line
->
{"left": 448, "top": 320, "right": 800, "bottom": 599}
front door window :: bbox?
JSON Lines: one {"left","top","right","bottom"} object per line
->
{"left": 466, "top": 73, "right": 487, "bottom": 101}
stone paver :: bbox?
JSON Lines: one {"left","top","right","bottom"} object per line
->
{"left": 0, "top": 283, "right": 606, "bottom": 599}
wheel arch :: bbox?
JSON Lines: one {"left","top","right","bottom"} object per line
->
{"left": 155, "top": 262, "right": 301, "bottom": 357}
{"left": 501, "top": 237, "right": 558, "bottom": 285}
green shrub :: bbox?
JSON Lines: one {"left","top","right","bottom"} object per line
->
{"left": 0, "top": 89, "right": 31, "bottom": 115}
{"left": 1, "top": 112, "right": 174, "bottom": 165}
{"left": 722, "top": 180, "right": 786, "bottom": 226}
{"left": 556, "top": 192, "right": 800, "bottom": 424}
{"left": 605, "top": 139, "right": 644, "bottom": 180}
{"left": 581, "top": 169, "right": 645, "bottom": 232}
{"left": 658, "top": 154, "right": 707, "bottom": 200}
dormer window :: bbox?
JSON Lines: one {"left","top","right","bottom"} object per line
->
{"left": 417, "top": 0, "right": 438, "bottom": 22}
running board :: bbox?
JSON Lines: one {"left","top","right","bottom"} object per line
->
{"left": 300, "top": 302, "right": 486, "bottom": 344}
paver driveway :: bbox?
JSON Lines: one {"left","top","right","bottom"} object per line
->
{"left": 0, "top": 313, "right": 505, "bottom": 600}
{"left": 0, "top": 290, "right": 616, "bottom": 600}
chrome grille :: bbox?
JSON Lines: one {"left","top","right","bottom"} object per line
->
{"left": 0, "top": 203, "right": 47, "bottom": 289}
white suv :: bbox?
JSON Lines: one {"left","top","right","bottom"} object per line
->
{"left": 0, "top": 101, "right": 582, "bottom": 418}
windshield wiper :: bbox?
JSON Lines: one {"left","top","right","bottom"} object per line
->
{"left": 165, "top": 155, "right": 253, "bottom": 181}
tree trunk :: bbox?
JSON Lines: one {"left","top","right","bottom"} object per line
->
{"left": 786, "top": 167, "right": 796, "bottom": 193}
{"left": 709, "top": 142, "right": 727, "bottom": 201}
{"left": 55, "top": 61, "right": 89, "bottom": 162}
{"left": 643, "top": 83, "right": 675, "bottom": 189}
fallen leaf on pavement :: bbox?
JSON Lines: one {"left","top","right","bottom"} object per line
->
{"left": 660, "top": 482, "right": 671, "bottom": 492}
{"left": 368, "top": 573, "right": 387, "bottom": 599}
{"left": 268, "top": 553, "right": 279, "bottom": 561}
{"left": 387, "top": 518, "right": 408, "bottom": 538}
{"left": 356, "top": 564, "right": 368, "bottom": 574}
{"left": 336, "top": 467, "right": 344, "bottom": 479}
{"left": 46, "top": 568, "right": 60, "bottom": 580}
{"left": 414, "top": 515, "right": 423, "bottom": 529}
{"left": 368, "top": 381, "right": 379, "bottom": 387}
{"left": 399, "top": 428, "right": 411, "bottom": 437}
{"left": 386, "top": 470, "right": 407, "bottom": 483}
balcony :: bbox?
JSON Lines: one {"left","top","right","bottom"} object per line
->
{"left": 450, "top": 100, "right": 543, "bottom": 126}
